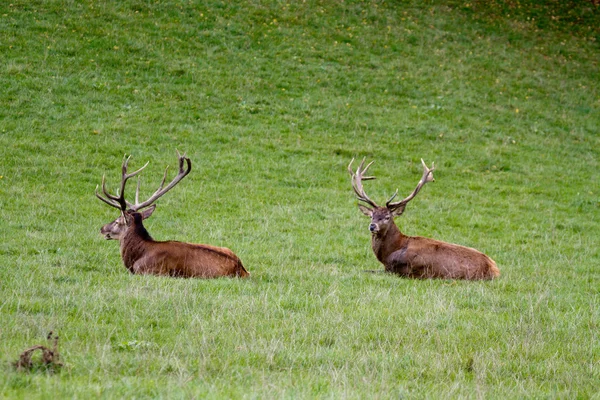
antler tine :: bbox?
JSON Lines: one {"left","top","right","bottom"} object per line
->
{"left": 386, "top": 189, "right": 399, "bottom": 204}
{"left": 348, "top": 157, "right": 379, "bottom": 208}
{"left": 130, "top": 152, "right": 192, "bottom": 211}
{"left": 95, "top": 179, "right": 122, "bottom": 209}
{"left": 119, "top": 156, "right": 148, "bottom": 195}
{"left": 127, "top": 175, "right": 143, "bottom": 208}
{"left": 386, "top": 158, "right": 435, "bottom": 210}
{"left": 130, "top": 165, "right": 168, "bottom": 209}
{"left": 95, "top": 155, "right": 149, "bottom": 212}
{"left": 119, "top": 156, "right": 148, "bottom": 206}
{"left": 100, "top": 175, "right": 121, "bottom": 203}
{"left": 96, "top": 174, "right": 127, "bottom": 211}
{"left": 157, "top": 166, "right": 170, "bottom": 192}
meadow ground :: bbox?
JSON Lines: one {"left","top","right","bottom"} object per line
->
{"left": 1, "top": 0, "right": 599, "bottom": 398}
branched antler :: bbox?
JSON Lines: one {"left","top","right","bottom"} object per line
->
{"left": 95, "top": 155, "right": 149, "bottom": 211}
{"left": 129, "top": 150, "right": 191, "bottom": 211}
{"left": 386, "top": 158, "right": 435, "bottom": 211}
{"left": 95, "top": 151, "right": 191, "bottom": 212}
{"left": 348, "top": 158, "right": 379, "bottom": 208}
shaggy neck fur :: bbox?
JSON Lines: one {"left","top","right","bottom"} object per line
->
{"left": 372, "top": 220, "right": 406, "bottom": 263}
{"left": 120, "top": 213, "right": 153, "bottom": 270}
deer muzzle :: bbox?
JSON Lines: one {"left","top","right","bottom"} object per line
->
{"left": 369, "top": 223, "right": 379, "bottom": 233}
{"left": 100, "top": 224, "right": 116, "bottom": 240}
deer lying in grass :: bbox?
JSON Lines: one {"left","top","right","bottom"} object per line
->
{"left": 348, "top": 158, "right": 499, "bottom": 280}
{"left": 96, "top": 152, "right": 249, "bottom": 278}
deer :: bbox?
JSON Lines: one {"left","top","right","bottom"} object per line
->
{"left": 95, "top": 152, "right": 249, "bottom": 278}
{"left": 348, "top": 158, "right": 499, "bottom": 280}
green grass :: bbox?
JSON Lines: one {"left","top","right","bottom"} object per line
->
{"left": 1, "top": 0, "right": 599, "bottom": 397}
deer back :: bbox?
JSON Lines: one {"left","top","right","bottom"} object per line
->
{"left": 119, "top": 212, "right": 248, "bottom": 278}
{"left": 388, "top": 236, "right": 499, "bottom": 280}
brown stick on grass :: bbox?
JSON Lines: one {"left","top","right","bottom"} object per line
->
{"left": 14, "top": 331, "right": 62, "bottom": 372}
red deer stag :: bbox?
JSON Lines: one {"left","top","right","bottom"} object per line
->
{"left": 348, "top": 158, "right": 499, "bottom": 280}
{"left": 96, "top": 152, "right": 249, "bottom": 278}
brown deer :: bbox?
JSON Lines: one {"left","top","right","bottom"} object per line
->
{"left": 348, "top": 158, "right": 499, "bottom": 280}
{"left": 96, "top": 152, "right": 249, "bottom": 278}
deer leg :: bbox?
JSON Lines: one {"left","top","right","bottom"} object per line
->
{"left": 132, "top": 258, "right": 163, "bottom": 275}
{"left": 386, "top": 247, "right": 412, "bottom": 276}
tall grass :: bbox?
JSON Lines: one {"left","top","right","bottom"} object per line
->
{"left": 1, "top": 0, "right": 598, "bottom": 397}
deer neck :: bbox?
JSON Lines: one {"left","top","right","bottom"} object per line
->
{"left": 120, "top": 221, "right": 154, "bottom": 270}
{"left": 371, "top": 221, "right": 407, "bottom": 263}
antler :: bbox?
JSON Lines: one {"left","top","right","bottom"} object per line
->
{"left": 128, "top": 150, "right": 192, "bottom": 211}
{"left": 348, "top": 158, "right": 379, "bottom": 208}
{"left": 95, "top": 155, "right": 149, "bottom": 211}
{"left": 386, "top": 158, "right": 435, "bottom": 211}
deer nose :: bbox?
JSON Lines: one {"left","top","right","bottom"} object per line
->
{"left": 369, "top": 223, "right": 377, "bottom": 232}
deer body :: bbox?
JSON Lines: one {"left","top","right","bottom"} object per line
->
{"left": 97, "top": 152, "right": 249, "bottom": 279}
{"left": 370, "top": 216, "right": 498, "bottom": 279}
{"left": 112, "top": 212, "right": 248, "bottom": 278}
{"left": 349, "top": 158, "right": 499, "bottom": 280}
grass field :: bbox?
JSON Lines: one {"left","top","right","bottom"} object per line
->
{"left": 1, "top": 0, "right": 599, "bottom": 397}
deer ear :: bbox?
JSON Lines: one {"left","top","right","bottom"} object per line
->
{"left": 140, "top": 204, "right": 157, "bottom": 220}
{"left": 358, "top": 204, "right": 373, "bottom": 217}
{"left": 391, "top": 205, "right": 406, "bottom": 216}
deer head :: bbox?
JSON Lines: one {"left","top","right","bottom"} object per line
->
{"left": 348, "top": 158, "right": 435, "bottom": 235}
{"left": 96, "top": 151, "right": 191, "bottom": 240}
